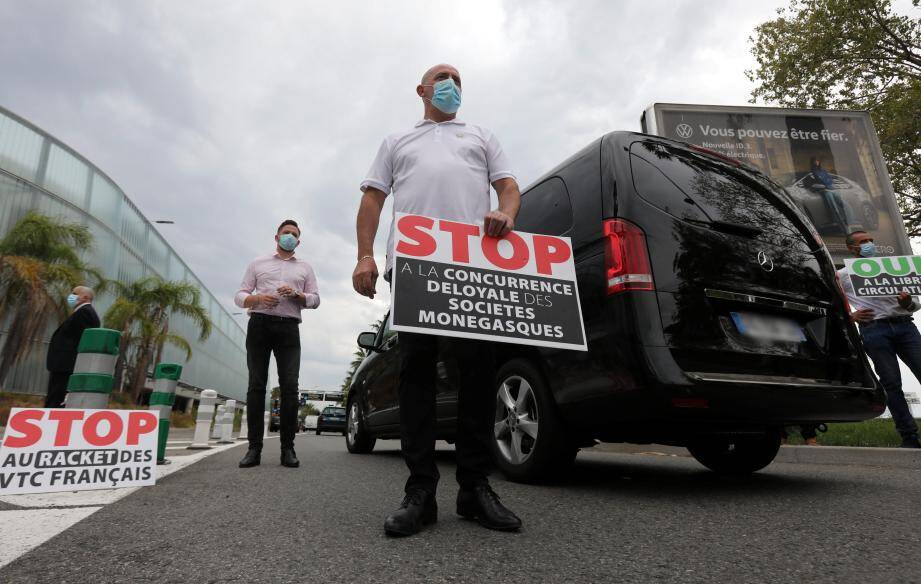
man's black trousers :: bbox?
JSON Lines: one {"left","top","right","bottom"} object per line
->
{"left": 44, "top": 371, "right": 71, "bottom": 408}
{"left": 398, "top": 331, "right": 495, "bottom": 495}
{"left": 245, "top": 313, "right": 301, "bottom": 449}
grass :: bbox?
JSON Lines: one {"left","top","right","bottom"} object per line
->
{"left": 784, "top": 418, "right": 916, "bottom": 447}
{"left": 0, "top": 391, "right": 44, "bottom": 426}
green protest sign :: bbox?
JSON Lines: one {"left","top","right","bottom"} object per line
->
{"left": 843, "top": 255, "right": 921, "bottom": 297}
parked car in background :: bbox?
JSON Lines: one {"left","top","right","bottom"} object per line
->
{"left": 782, "top": 171, "right": 879, "bottom": 234}
{"left": 269, "top": 398, "right": 280, "bottom": 433}
{"left": 345, "top": 131, "right": 884, "bottom": 482}
{"left": 316, "top": 406, "right": 347, "bottom": 435}
{"left": 300, "top": 414, "right": 319, "bottom": 432}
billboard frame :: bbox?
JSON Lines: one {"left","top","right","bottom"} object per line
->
{"left": 641, "top": 103, "right": 911, "bottom": 262}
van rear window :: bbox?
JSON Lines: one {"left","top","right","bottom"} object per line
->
{"left": 629, "top": 141, "right": 807, "bottom": 247}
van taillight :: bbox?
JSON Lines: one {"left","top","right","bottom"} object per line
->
{"left": 603, "top": 219, "right": 654, "bottom": 295}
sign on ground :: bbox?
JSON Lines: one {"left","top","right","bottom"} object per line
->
{"left": 0, "top": 408, "right": 158, "bottom": 495}
{"left": 391, "top": 213, "right": 587, "bottom": 351}
{"left": 843, "top": 255, "right": 921, "bottom": 297}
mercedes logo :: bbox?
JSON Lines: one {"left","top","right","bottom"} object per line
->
{"left": 675, "top": 123, "right": 693, "bottom": 139}
{"left": 757, "top": 250, "right": 774, "bottom": 272}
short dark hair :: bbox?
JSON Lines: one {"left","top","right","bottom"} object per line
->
{"left": 845, "top": 230, "right": 867, "bottom": 246}
{"left": 277, "top": 219, "right": 300, "bottom": 236}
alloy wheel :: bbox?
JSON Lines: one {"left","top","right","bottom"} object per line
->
{"left": 347, "top": 402, "right": 360, "bottom": 445}
{"left": 494, "top": 375, "right": 540, "bottom": 465}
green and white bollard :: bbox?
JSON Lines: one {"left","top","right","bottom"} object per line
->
{"left": 149, "top": 363, "right": 183, "bottom": 465}
{"left": 66, "top": 328, "right": 121, "bottom": 409}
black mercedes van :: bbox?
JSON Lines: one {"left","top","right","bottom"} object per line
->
{"left": 346, "top": 132, "right": 883, "bottom": 481}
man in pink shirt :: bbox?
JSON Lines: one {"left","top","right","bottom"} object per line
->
{"left": 234, "top": 219, "right": 320, "bottom": 468}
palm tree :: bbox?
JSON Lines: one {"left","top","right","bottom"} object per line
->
{"left": 340, "top": 317, "right": 384, "bottom": 400}
{"left": 105, "top": 276, "right": 211, "bottom": 401}
{"left": 0, "top": 211, "right": 100, "bottom": 386}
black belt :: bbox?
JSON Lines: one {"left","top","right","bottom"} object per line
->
{"left": 250, "top": 312, "right": 299, "bottom": 323}
{"left": 861, "top": 315, "right": 913, "bottom": 327}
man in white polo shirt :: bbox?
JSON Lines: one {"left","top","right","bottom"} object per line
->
{"left": 353, "top": 63, "right": 523, "bottom": 537}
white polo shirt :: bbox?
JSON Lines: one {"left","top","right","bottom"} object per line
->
{"left": 360, "top": 119, "right": 516, "bottom": 272}
{"left": 837, "top": 266, "right": 919, "bottom": 321}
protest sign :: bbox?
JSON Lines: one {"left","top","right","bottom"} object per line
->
{"left": 0, "top": 408, "right": 158, "bottom": 495}
{"left": 391, "top": 213, "right": 587, "bottom": 351}
{"left": 843, "top": 255, "right": 921, "bottom": 298}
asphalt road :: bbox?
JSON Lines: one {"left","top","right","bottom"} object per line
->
{"left": 2, "top": 434, "right": 919, "bottom": 584}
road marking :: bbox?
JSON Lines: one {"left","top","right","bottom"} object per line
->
{"left": 0, "top": 507, "right": 102, "bottom": 568}
{"left": 0, "top": 438, "right": 260, "bottom": 569}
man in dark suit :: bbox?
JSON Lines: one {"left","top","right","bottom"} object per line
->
{"left": 44, "top": 286, "right": 100, "bottom": 408}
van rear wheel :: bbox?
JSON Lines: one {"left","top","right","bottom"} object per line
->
{"left": 491, "top": 359, "right": 576, "bottom": 483}
{"left": 687, "top": 431, "right": 781, "bottom": 475}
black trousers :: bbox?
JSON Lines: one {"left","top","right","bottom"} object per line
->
{"left": 44, "top": 371, "right": 71, "bottom": 408}
{"left": 398, "top": 331, "right": 495, "bottom": 495}
{"left": 245, "top": 314, "right": 301, "bottom": 449}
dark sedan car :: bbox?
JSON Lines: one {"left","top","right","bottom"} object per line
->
{"left": 316, "top": 406, "right": 347, "bottom": 435}
{"left": 345, "top": 131, "right": 884, "bottom": 482}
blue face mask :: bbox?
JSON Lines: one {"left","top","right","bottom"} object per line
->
{"left": 66, "top": 294, "right": 79, "bottom": 308}
{"left": 278, "top": 233, "right": 298, "bottom": 252}
{"left": 859, "top": 242, "right": 876, "bottom": 258}
{"left": 427, "top": 78, "right": 462, "bottom": 114}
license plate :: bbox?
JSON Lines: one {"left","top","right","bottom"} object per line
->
{"left": 730, "top": 312, "right": 806, "bottom": 343}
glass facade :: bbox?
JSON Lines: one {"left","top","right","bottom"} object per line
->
{"left": 0, "top": 106, "right": 247, "bottom": 400}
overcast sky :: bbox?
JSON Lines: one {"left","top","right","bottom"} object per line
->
{"left": 5, "top": 0, "right": 915, "bottom": 395}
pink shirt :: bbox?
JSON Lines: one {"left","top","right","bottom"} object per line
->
{"left": 234, "top": 253, "right": 320, "bottom": 321}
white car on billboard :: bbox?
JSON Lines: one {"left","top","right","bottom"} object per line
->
{"left": 782, "top": 172, "right": 879, "bottom": 235}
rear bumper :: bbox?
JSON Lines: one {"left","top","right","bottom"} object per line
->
{"left": 318, "top": 421, "right": 346, "bottom": 431}
{"left": 555, "top": 342, "right": 884, "bottom": 440}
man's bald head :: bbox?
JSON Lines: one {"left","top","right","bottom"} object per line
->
{"left": 72, "top": 286, "right": 94, "bottom": 304}
{"left": 422, "top": 63, "right": 460, "bottom": 84}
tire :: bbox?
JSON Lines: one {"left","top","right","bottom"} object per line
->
{"left": 686, "top": 431, "right": 781, "bottom": 475}
{"left": 491, "top": 358, "right": 576, "bottom": 483}
{"left": 315, "top": 428, "right": 321, "bottom": 436}
{"left": 346, "top": 399, "right": 376, "bottom": 454}
{"left": 861, "top": 203, "right": 879, "bottom": 230}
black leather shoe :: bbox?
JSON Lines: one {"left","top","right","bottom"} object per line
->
{"left": 384, "top": 490, "right": 437, "bottom": 537}
{"left": 238, "top": 447, "right": 261, "bottom": 468}
{"left": 280, "top": 448, "right": 300, "bottom": 467}
{"left": 900, "top": 435, "right": 921, "bottom": 449}
{"left": 457, "top": 485, "right": 522, "bottom": 531}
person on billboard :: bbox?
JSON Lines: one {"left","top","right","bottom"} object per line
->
{"left": 353, "top": 63, "right": 523, "bottom": 537}
{"left": 234, "top": 219, "right": 321, "bottom": 468}
{"left": 809, "top": 157, "right": 857, "bottom": 234}
{"left": 839, "top": 231, "right": 921, "bottom": 449}
{"left": 44, "top": 286, "right": 100, "bottom": 408}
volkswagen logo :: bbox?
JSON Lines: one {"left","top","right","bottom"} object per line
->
{"left": 675, "top": 123, "right": 693, "bottom": 139}
{"left": 757, "top": 250, "right": 774, "bottom": 272}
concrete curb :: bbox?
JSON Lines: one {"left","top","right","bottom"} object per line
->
{"left": 592, "top": 443, "right": 921, "bottom": 469}
{"left": 775, "top": 445, "right": 921, "bottom": 469}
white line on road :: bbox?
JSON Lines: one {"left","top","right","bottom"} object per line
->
{"left": 0, "top": 438, "right": 257, "bottom": 569}
{"left": 0, "top": 507, "right": 101, "bottom": 569}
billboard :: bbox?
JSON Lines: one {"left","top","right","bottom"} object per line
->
{"left": 642, "top": 103, "right": 910, "bottom": 263}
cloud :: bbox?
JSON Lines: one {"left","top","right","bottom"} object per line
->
{"left": 0, "top": 0, "right": 787, "bottom": 391}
